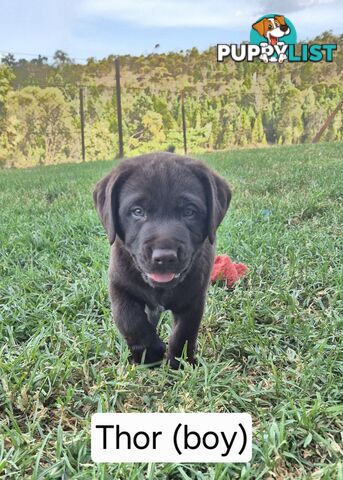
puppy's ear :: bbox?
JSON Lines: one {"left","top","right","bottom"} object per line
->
{"left": 193, "top": 165, "right": 231, "bottom": 244}
{"left": 208, "top": 172, "right": 232, "bottom": 244}
{"left": 274, "top": 15, "right": 286, "bottom": 26}
{"left": 252, "top": 18, "right": 267, "bottom": 37}
{"left": 93, "top": 166, "right": 131, "bottom": 244}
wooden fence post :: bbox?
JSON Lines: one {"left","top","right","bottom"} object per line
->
{"left": 181, "top": 91, "right": 187, "bottom": 154}
{"left": 79, "top": 87, "right": 86, "bottom": 162}
{"left": 115, "top": 57, "right": 124, "bottom": 158}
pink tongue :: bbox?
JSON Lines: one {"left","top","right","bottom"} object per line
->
{"left": 270, "top": 35, "right": 277, "bottom": 45}
{"left": 148, "top": 273, "right": 175, "bottom": 283}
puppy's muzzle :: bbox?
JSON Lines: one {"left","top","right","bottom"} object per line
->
{"left": 152, "top": 248, "right": 178, "bottom": 267}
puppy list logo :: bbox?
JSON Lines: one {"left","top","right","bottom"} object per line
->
{"left": 217, "top": 14, "right": 337, "bottom": 63}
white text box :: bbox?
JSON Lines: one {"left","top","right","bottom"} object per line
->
{"left": 91, "top": 413, "right": 252, "bottom": 463}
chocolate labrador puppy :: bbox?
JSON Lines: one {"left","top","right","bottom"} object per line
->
{"left": 93, "top": 152, "right": 231, "bottom": 368}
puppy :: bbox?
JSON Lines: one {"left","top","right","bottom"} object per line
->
{"left": 252, "top": 15, "right": 290, "bottom": 63}
{"left": 93, "top": 152, "right": 231, "bottom": 369}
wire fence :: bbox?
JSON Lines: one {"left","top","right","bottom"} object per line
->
{"left": 79, "top": 59, "right": 342, "bottom": 161}
{"left": 77, "top": 59, "right": 343, "bottom": 161}
{"left": 1, "top": 57, "right": 342, "bottom": 167}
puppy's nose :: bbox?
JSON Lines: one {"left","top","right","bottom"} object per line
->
{"left": 152, "top": 249, "right": 177, "bottom": 266}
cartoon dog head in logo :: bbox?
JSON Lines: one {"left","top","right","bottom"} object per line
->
{"left": 252, "top": 15, "right": 290, "bottom": 45}
{"left": 252, "top": 15, "right": 290, "bottom": 63}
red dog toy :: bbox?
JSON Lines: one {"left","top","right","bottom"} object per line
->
{"left": 211, "top": 255, "right": 248, "bottom": 288}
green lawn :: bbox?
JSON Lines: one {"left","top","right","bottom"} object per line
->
{"left": 0, "top": 143, "right": 342, "bottom": 479}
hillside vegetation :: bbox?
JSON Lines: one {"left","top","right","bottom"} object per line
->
{"left": 0, "top": 32, "right": 342, "bottom": 167}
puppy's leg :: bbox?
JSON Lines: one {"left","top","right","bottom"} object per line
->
{"left": 110, "top": 285, "right": 166, "bottom": 365}
{"left": 145, "top": 305, "right": 164, "bottom": 328}
{"left": 167, "top": 300, "right": 205, "bottom": 369}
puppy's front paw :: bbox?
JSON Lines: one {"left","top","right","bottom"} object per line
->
{"left": 130, "top": 336, "right": 166, "bottom": 366}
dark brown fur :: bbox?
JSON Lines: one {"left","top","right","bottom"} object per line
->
{"left": 93, "top": 152, "right": 231, "bottom": 368}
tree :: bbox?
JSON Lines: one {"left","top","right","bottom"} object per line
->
{"left": 6, "top": 86, "right": 74, "bottom": 166}
{"left": 85, "top": 120, "right": 115, "bottom": 160}
{"left": 31, "top": 55, "right": 48, "bottom": 65}
{"left": 0, "top": 65, "right": 15, "bottom": 166}
{"left": 53, "top": 50, "right": 72, "bottom": 66}
{"left": 252, "top": 113, "right": 267, "bottom": 144}
{"left": 275, "top": 86, "right": 304, "bottom": 144}
{"left": 1, "top": 53, "right": 16, "bottom": 67}
{"left": 0, "top": 65, "right": 14, "bottom": 118}
{"left": 143, "top": 111, "right": 165, "bottom": 142}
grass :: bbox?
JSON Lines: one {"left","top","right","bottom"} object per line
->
{"left": 0, "top": 142, "right": 342, "bottom": 479}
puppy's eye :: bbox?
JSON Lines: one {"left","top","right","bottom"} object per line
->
{"left": 268, "top": 24, "right": 273, "bottom": 29}
{"left": 131, "top": 207, "right": 145, "bottom": 218}
{"left": 183, "top": 207, "right": 196, "bottom": 218}
{"left": 275, "top": 22, "right": 279, "bottom": 27}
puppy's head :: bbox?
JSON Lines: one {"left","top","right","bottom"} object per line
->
{"left": 252, "top": 15, "right": 290, "bottom": 44}
{"left": 93, "top": 153, "right": 231, "bottom": 288}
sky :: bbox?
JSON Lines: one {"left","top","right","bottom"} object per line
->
{"left": 0, "top": 0, "right": 342, "bottom": 62}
